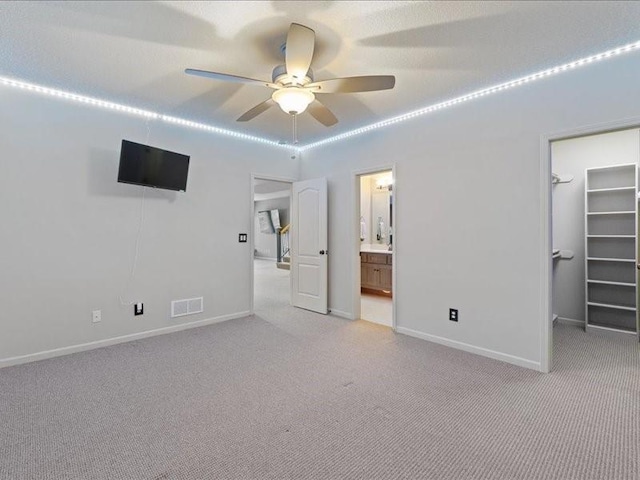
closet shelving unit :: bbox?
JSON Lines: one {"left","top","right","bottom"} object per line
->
{"left": 585, "top": 163, "right": 638, "bottom": 335}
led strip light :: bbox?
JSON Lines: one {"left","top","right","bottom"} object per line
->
{"left": 0, "top": 76, "right": 286, "bottom": 148}
{"left": 298, "top": 40, "right": 640, "bottom": 151}
{"left": 0, "top": 39, "right": 639, "bottom": 152}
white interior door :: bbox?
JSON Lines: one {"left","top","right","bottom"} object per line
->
{"left": 291, "top": 177, "right": 328, "bottom": 314}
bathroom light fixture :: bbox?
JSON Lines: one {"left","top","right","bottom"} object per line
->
{"left": 375, "top": 175, "right": 393, "bottom": 189}
{"left": 272, "top": 87, "right": 315, "bottom": 115}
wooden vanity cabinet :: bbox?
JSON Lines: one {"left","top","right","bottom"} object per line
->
{"left": 361, "top": 252, "right": 392, "bottom": 295}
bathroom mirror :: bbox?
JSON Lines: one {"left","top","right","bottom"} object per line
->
{"left": 360, "top": 171, "right": 393, "bottom": 246}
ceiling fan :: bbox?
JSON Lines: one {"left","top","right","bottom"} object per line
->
{"left": 185, "top": 23, "right": 395, "bottom": 128}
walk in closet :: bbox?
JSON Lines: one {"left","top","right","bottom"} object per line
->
{"left": 552, "top": 128, "right": 640, "bottom": 339}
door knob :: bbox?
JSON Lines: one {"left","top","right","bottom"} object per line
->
{"left": 319, "top": 250, "right": 325, "bottom": 255}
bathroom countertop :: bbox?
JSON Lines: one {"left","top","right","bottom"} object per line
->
{"left": 360, "top": 245, "right": 392, "bottom": 254}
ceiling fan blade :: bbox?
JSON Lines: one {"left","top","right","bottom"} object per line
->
{"left": 307, "top": 75, "right": 396, "bottom": 93}
{"left": 185, "top": 69, "right": 277, "bottom": 88}
{"left": 307, "top": 99, "right": 338, "bottom": 127}
{"left": 237, "top": 99, "right": 276, "bottom": 122}
{"left": 285, "top": 23, "right": 315, "bottom": 81}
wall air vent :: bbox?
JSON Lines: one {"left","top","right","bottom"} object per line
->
{"left": 171, "top": 297, "right": 204, "bottom": 318}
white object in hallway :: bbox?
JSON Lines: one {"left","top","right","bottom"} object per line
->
{"left": 291, "top": 177, "right": 328, "bottom": 314}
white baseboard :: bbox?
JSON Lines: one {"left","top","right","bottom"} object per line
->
{"left": 329, "top": 308, "right": 354, "bottom": 320}
{"left": 0, "top": 311, "right": 250, "bottom": 369}
{"left": 556, "top": 317, "right": 585, "bottom": 327}
{"left": 396, "top": 326, "right": 541, "bottom": 371}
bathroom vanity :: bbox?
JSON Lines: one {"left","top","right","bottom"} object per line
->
{"left": 360, "top": 248, "right": 392, "bottom": 296}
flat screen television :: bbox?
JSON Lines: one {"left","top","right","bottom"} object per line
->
{"left": 117, "top": 140, "right": 190, "bottom": 192}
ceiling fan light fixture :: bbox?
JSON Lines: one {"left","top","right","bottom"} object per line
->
{"left": 272, "top": 87, "right": 315, "bottom": 115}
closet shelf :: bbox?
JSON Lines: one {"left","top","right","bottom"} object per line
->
{"left": 586, "top": 211, "right": 635, "bottom": 215}
{"left": 587, "top": 187, "right": 635, "bottom": 193}
{"left": 588, "top": 324, "right": 638, "bottom": 335}
{"left": 587, "top": 164, "right": 636, "bottom": 172}
{"left": 587, "top": 279, "right": 636, "bottom": 287}
{"left": 587, "top": 257, "right": 635, "bottom": 263}
{"left": 587, "top": 302, "right": 636, "bottom": 312}
{"left": 587, "top": 235, "right": 635, "bottom": 238}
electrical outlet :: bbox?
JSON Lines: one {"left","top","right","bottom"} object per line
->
{"left": 238, "top": 233, "right": 248, "bottom": 243}
{"left": 449, "top": 308, "right": 458, "bottom": 322}
{"left": 135, "top": 303, "right": 144, "bottom": 316}
{"left": 92, "top": 310, "right": 101, "bottom": 323}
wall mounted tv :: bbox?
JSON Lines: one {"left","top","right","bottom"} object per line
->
{"left": 117, "top": 140, "right": 190, "bottom": 192}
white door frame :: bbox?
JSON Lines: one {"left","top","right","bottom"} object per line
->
{"left": 540, "top": 116, "right": 640, "bottom": 373}
{"left": 352, "top": 164, "right": 397, "bottom": 330}
{"left": 249, "top": 173, "right": 296, "bottom": 315}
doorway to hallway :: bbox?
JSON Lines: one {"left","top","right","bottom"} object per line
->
{"left": 251, "top": 177, "right": 292, "bottom": 313}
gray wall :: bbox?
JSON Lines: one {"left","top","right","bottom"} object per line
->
{"left": 254, "top": 196, "right": 290, "bottom": 259}
{"left": 299, "top": 52, "right": 640, "bottom": 370}
{"left": 0, "top": 87, "right": 297, "bottom": 363}
{"left": 551, "top": 129, "right": 640, "bottom": 322}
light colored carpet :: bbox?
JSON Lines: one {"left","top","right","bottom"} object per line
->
{"left": 0, "top": 264, "right": 638, "bottom": 479}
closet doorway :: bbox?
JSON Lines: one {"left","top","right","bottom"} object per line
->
{"left": 549, "top": 126, "right": 640, "bottom": 370}
{"left": 353, "top": 166, "right": 396, "bottom": 329}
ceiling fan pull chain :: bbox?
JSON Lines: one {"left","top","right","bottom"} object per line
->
{"left": 292, "top": 114, "right": 298, "bottom": 145}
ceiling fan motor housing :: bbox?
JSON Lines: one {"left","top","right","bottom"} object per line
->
{"left": 272, "top": 64, "right": 314, "bottom": 86}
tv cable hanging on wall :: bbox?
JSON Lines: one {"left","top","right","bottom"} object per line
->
{"left": 119, "top": 118, "right": 152, "bottom": 306}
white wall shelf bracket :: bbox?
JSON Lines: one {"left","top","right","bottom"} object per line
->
{"left": 552, "top": 249, "right": 574, "bottom": 260}
{"left": 552, "top": 173, "right": 574, "bottom": 184}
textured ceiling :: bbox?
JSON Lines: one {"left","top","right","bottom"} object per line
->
{"left": 1, "top": 1, "right": 639, "bottom": 144}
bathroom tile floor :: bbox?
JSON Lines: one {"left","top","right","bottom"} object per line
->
{"left": 361, "top": 293, "right": 393, "bottom": 327}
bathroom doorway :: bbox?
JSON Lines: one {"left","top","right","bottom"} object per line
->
{"left": 354, "top": 167, "right": 396, "bottom": 328}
